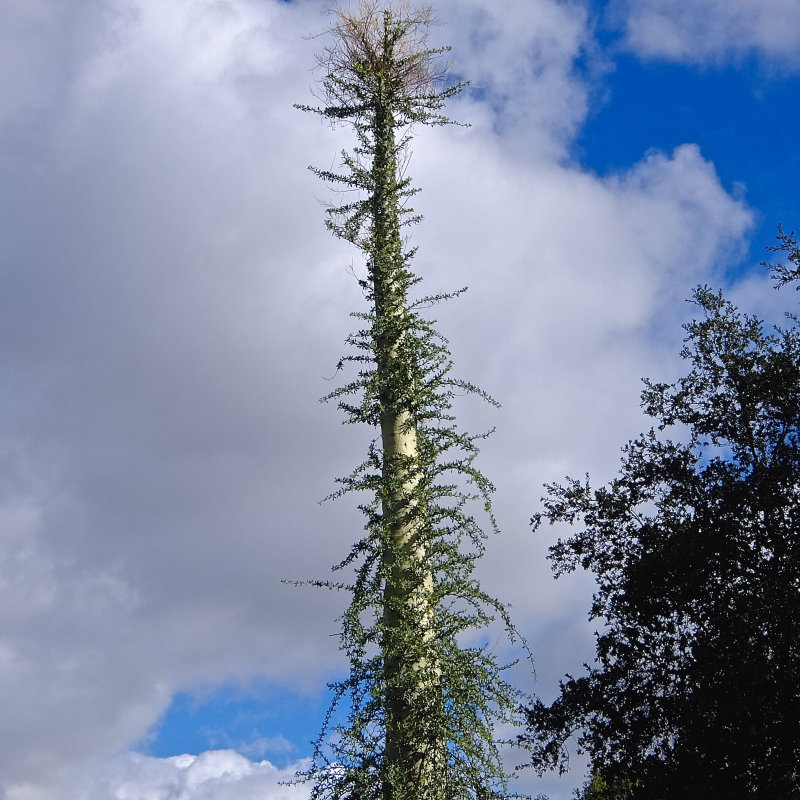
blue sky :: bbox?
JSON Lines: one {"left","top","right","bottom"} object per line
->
{"left": 143, "top": 682, "right": 328, "bottom": 766}
{"left": 1, "top": 1, "right": 799, "bottom": 799}
{"left": 577, "top": 55, "right": 800, "bottom": 270}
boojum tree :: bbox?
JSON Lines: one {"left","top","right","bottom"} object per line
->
{"left": 296, "top": 4, "right": 527, "bottom": 800}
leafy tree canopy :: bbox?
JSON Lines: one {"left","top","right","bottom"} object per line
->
{"left": 522, "top": 231, "right": 800, "bottom": 799}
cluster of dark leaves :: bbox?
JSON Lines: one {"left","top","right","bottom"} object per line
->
{"left": 522, "top": 231, "right": 800, "bottom": 800}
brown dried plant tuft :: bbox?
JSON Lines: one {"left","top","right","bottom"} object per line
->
{"left": 317, "top": 1, "right": 452, "bottom": 101}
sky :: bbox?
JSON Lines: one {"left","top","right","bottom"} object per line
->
{"left": 1, "top": 0, "right": 799, "bottom": 798}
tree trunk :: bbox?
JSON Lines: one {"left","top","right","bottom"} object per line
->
{"left": 300, "top": 7, "right": 525, "bottom": 800}
{"left": 371, "top": 82, "right": 442, "bottom": 800}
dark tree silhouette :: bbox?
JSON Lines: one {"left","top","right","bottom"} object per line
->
{"left": 523, "top": 231, "right": 800, "bottom": 799}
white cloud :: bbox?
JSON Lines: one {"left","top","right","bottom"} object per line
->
{"left": 613, "top": 0, "right": 800, "bottom": 67}
{"left": 435, "top": 0, "right": 593, "bottom": 159}
{"left": 77, "top": 751, "right": 311, "bottom": 800}
{"left": 239, "top": 735, "right": 295, "bottom": 760}
{"left": 0, "top": 0, "right": 775, "bottom": 798}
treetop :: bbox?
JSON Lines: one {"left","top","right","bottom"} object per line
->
{"left": 298, "top": 1, "right": 465, "bottom": 127}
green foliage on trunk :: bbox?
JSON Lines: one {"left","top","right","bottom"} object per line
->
{"left": 297, "top": 5, "right": 528, "bottom": 800}
{"left": 575, "top": 773, "right": 638, "bottom": 800}
{"left": 522, "top": 230, "right": 800, "bottom": 799}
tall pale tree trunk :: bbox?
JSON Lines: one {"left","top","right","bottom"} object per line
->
{"left": 298, "top": 6, "right": 526, "bottom": 800}
{"left": 370, "top": 85, "right": 442, "bottom": 800}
